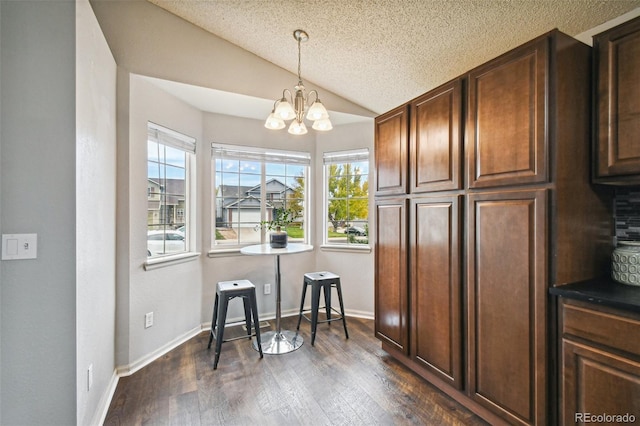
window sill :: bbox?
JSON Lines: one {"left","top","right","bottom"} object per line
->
{"left": 320, "top": 244, "right": 372, "bottom": 254}
{"left": 144, "top": 252, "right": 201, "bottom": 271}
{"left": 207, "top": 248, "right": 243, "bottom": 258}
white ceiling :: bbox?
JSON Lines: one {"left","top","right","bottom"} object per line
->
{"left": 146, "top": 0, "right": 640, "bottom": 116}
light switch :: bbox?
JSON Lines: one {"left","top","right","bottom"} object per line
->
{"left": 2, "top": 234, "right": 38, "bottom": 260}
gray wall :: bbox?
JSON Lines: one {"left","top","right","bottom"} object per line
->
{"left": 1, "top": 1, "right": 77, "bottom": 424}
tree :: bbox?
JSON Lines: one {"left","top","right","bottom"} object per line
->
{"left": 327, "top": 164, "right": 368, "bottom": 232}
{"left": 286, "top": 173, "right": 305, "bottom": 221}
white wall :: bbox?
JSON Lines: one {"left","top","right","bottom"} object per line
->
{"left": 315, "top": 122, "right": 375, "bottom": 318}
{"left": 201, "top": 113, "right": 318, "bottom": 323}
{"left": 76, "top": 1, "right": 117, "bottom": 424}
{"left": 0, "top": 1, "right": 77, "bottom": 424}
{"left": 117, "top": 75, "right": 204, "bottom": 370}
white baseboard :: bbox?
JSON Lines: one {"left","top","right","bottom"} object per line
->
{"left": 115, "top": 325, "right": 204, "bottom": 377}
{"left": 92, "top": 370, "right": 119, "bottom": 426}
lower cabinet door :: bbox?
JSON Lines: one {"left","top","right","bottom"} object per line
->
{"left": 411, "top": 195, "right": 463, "bottom": 388}
{"left": 467, "top": 189, "right": 547, "bottom": 425}
{"left": 375, "top": 198, "right": 409, "bottom": 354}
{"left": 562, "top": 339, "right": 640, "bottom": 426}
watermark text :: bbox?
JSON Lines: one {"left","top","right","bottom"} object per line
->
{"left": 575, "top": 412, "right": 636, "bottom": 423}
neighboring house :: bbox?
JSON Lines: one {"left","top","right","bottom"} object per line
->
{"left": 147, "top": 178, "right": 186, "bottom": 228}
{"left": 216, "top": 178, "right": 294, "bottom": 227}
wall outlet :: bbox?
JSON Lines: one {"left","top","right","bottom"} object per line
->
{"left": 264, "top": 283, "right": 271, "bottom": 295}
{"left": 145, "top": 312, "right": 154, "bottom": 328}
{"left": 87, "top": 364, "right": 93, "bottom": 391}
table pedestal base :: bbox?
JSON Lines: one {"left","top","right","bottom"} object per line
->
{"left": 253, "top": 330, "right": 303, "bottom": 354}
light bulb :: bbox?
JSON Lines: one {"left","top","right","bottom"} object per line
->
{"left": 264, "top": 113, "right": 285, "bottom": 130}
{"left": 306, "top": 100, "right": 329, "bottom": 120}
{"left": 288, "top": 120, "right": 308, "bottom": 135}
{"left": 275, "top": 99, "right": 296, "bottom": 120}
{"left": 312, "top": 118, "right": 333, "bottom": 131}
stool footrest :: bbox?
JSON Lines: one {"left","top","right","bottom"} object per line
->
{"left": 300, "top": 306, "right": 344, "bottom": 324}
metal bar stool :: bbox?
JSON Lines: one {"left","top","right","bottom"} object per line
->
{"left": 296, "top": 271, "right": 349, "bottom": 346}
{"left": 207, "top": 279, "right": 263, "bottom": 369}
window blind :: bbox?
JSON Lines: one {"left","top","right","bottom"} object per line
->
{"left": 323, "top": 148, "right": 369, "bottom": 165}
{"left": 148, "top": 122, "right": 196, "bottom": 153}
{"left": 212, "top": 143, "right": 310, "bottom": 165}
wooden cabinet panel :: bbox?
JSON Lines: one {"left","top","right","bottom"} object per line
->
{"left": 410, "top": 195, "right": 462, "bottom": 388}
{"left": 467, "top": 190, "right": 547, "bottom": 425}
{"left": 467, "top": 38, "right": 548, "bottom": 188}
{"left": 560, "top": 300, "right": 640, "bottom": 425}
{"left": 410, "top": 79, "right": 463, "bottom": 193}
{"left": 595, "top": 16, "right": 640, "bottom": 181}
{"left": 562, "top": 339, "right": 640, "bottom": 425}
{"left": 374, "top": 199, "right": 408, "bottom": 353}
{"left": 563, "top": 302, "right": 640, "bottom": 356}
{"left": 375, "top": 105, "right": 408, "bottom": 196}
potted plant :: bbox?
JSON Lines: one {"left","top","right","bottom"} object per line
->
{"left": 257, "top": 207, "right": 296, "bottom": 248}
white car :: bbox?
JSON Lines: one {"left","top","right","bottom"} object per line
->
{"left": 147, "top": 230, "right": 185, "bottom": 256}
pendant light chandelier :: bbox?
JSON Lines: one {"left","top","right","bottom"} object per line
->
{"left": 264, "top": 29, "right": 332, "bottom": 135}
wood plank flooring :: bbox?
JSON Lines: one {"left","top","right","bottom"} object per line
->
{"left": 104, "top": 316, "right": 488, "bottom": 425}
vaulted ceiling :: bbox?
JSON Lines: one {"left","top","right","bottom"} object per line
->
{"left": 146, "top": 0, "right": 640, "bottom": 115}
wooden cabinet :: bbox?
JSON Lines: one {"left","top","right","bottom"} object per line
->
{"left": 467, "top": 190, "right": 547, "bottom": 425}
{"left": 594, "top": 16, "right": 640, "bottom": 183}
{"left": 410, "top": 195, "right": 462, "bottom": 389}
{"left": 560, "top": 300, "right": 640, "bottom": 425}
{"left": 374, "top": 29, "right": 611, "bottom": 426}
{"left": 374, "top": 198, "right": 408, "bottom": 353}
{"left": 375, "top": 105, "right": 408, "bottom": 196}
{"left": 467, "top": 38, "right": 548, "bottom": 189}
{"left": 410, "top": 78, "right": 464, "bottom": 193}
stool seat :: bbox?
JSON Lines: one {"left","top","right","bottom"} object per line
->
{"left": 207, "top": 279, "right": 263, "bottom": 369}
{"left": 217, "top": 279, "right": 255, "bottom": 293}
{"left": 296, "top": 271, "right": 348, "bottom": 346}
{"left": 304, "top": 271, "right": 340, "bottom": 281}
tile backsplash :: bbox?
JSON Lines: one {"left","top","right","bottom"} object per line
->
{"left": 615, "top": 188, "right": 640, "bottom": 242}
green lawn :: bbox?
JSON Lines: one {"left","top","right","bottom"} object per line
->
{"left": 284, "top": 226, "right": 304, "bottom": 238}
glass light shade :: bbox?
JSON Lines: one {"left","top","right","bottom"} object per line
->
{"left": 312, "top": 118, "right": 333, "bottom": 131}
{"left": 264, "top": 113, "right": 285, "bottom": 130}
{"left": 306, "top": 100, "right": 329, "bottom": 120}
{"left": 275, "top": 100, "right": 296, "bottom": 120}
{"left": 288, "top": 120, "right": 308, "bottom": 135}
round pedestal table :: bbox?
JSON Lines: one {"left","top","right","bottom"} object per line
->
{"left": 240, "top": 243, "right": 313, "bottom": 354}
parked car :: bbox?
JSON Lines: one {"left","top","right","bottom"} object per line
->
{"left": 344, "top": 226, "right": 366, "bottom": 236}
{"left": 147, "top": 230, "right": 185, "bottom": 256}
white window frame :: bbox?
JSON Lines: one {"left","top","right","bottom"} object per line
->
{"left": 322, "top": 148, "right": 370, "bottom": 251}
{"left": 210, "top": 143, "right": 311, "bottom": 253}
{"left": 145, "top": 122, "right": 198, "bottom": 268}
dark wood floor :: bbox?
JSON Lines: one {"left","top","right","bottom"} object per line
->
{"left": 104, "top": 316, "right": 488, "bottom": 425}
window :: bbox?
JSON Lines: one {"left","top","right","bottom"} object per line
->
{"left": 212, "top": 144, "right": 310, "bottom": 248}
{"left": 324, "top": 149, "right": 370, "bottom": 247}
{"left": 147, "top": 123, "right": 196, "bottom": 257}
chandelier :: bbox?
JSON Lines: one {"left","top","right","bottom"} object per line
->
{"left": 264, "top": 29, "right": 332, "bottom": 135}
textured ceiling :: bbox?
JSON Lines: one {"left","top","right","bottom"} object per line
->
{"left": 147, "top": 0, "right": 640, "bottom": 115}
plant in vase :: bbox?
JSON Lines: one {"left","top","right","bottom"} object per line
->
{"left": 257, "top": 208, "right": 296, "bottom": 248}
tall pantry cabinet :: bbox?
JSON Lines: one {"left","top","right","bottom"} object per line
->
{"left": 374, "top": 30, "right": 612, "bottom": 426}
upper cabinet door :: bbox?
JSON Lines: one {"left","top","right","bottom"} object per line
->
{"left": 467, "top": 38, "right": 548, "bottom": 189}
{"left": 410, "top": 78, "right": 464, "bottom": 193}
{"left": 594, "top": 17, "right": 640, "bottom": 182}
{"left": 375, "top": 105, "right": 408, "bottom": 196}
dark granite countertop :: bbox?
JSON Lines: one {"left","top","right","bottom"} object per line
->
{"left": 550, "top": 277, "right": 640, "bottom": 313}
